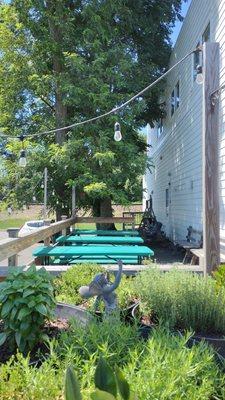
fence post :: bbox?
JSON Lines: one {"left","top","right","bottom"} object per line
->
{"left": 43, "top": 219, "right": 51, "bottom": 246}
{"left": 7, "top": 228, "right": 20, "bottom": 267}
{"left": 61, "top": 215, "right": 68, "bottom": 236}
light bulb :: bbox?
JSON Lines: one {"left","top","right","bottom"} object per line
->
{"left": 18, "top": 150, "right": 27, "bottom": 167}
{"left": 196, "top": 65, "right": 203, "bottom": 85}
{"left": 52, "top": 190, "right": 55, "bottom": 196}
{"left": 41, "top": 183, "right": 44, "bottom": 189}
{"left": 32, "top": 196, "right": 36, "bottom": 202}
{"left": 114, "top": 122, "right": 122, "bottom": 141}
{"left": 56, "top": 200, "right": 59, "bottom": 205}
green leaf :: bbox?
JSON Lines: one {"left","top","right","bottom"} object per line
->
{"left": 15, "top": 331, "right": 21, "bottom": 347}
{"left": 115, "top": 369, "right": 130, "bottom": 400}
{"left": 23, "top": 289, "right": 35, "bottom": 298}
{"left": 35, "top": 304, "right": 47, "bottom": 315}
{"left": 65, "top": 366, "right": 82, "bottom": 400}
{"left": 17, "top": 307, "right": 31, "bottom": 320}
{"left": 94, "top": 357, "right": 117, "bottom": 397}
{"left": 91, "top": 389, "right": 116, "bottom": 400}
{"left": 0, "top": 332, "right": 7, "bottom": 346}
{"left": 1, "top": 300, "right": 13, "bottom": 317}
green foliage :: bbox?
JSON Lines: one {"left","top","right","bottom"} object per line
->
{"left": 0, "top": 323, "right": 224, "bottom": 399}
{"left": 0, "top": 353, "right": 63, "bottom": 399}
{"left": 0, "top": 265, "right": 55, "bottom": 352}
{"left": 0, "top": 0, "right": 184, "bottom": 214}
{"left": 54, "top": 264, "right": 135, "bottom": 310}
{"left": 54, "top": 264, "right": 105, "bottom": 305}
{"left": 133, "top": 268, "right": 225, "bottom": 334}
{"left": 213, "top": 264, "right": 225, "bottom": 288}
{"left": 65, "top": 357, "right": 131, "bottom": 400}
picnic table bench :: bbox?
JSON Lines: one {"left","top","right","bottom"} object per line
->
{"left": 56, "top": 235, "right": 144, "bottom": 245}
{"left": 33, "top": 245, "right": 153, "bottom": 265}
{"left": 71, "top": 229, "right": 140, "bottom": 236}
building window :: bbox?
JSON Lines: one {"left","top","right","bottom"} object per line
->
{"left": 175, "top": 81, "right": 180, "bottom": 109}
{"left": 157, "top": 118, "right": 163, "bottom": 138}
{"left": 193, "top": 23, "right": 210, "bottom": 81}
{"left": 202, "top": 23, "right": 210, "bottom": 43}
{"left": 171, "top": 90, "right": 175, "bottom": 116}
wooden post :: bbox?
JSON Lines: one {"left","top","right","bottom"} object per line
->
{"left": 61, "top": 215, "right": 67, "bottom": 236}
{"left": 43, "top": 219, "right": 51, "bottom": 246}
{"left": 202, "top": 42, "right": 220, "bottom": 275}
{"left": 7, "top": 228, "right": 20, "bottom": 267}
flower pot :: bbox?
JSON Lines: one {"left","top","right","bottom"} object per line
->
{"left": 55, "top": 302, "right": 92, "bottom": 327}
{"left": 131, "top": 302, "right": 155, "bottom": 339}
{"left": 93, "top": 302, "right": 139, "bottom": 322}
{"left": 188, "top": 334, "right": 225, "bottom": 358}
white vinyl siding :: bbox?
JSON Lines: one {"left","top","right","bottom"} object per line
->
{"left": 144, "top": 0, "right": 223, "bottom": 242}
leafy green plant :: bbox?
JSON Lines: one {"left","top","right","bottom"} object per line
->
{"left": 133, "top": 268, "right": 225, "bottom": 334}
{"left": 65, "top": 357, "right": 134, "bottom": 400}
{"left": 0, "top": 265, "right": 55, "bottom": 352}
{"left": 54, "top": 264, "right": 105, "bottom": 305}
{"left": 213, "top": 264, "right": 225, "bottom": 288}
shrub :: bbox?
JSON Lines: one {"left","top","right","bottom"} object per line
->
{"left": 0, "top": 325, "right": 224, "bottom": 399}
{"left": 213, "top": 264, "right": 225, "bottom": 288}
{"left": 54, "top": 264, "right": 105, "bottom": 305}
{"left": 133, "top": 268, "right": 225, "bottom": 334}
{"left": 0, "top": 265, "right": 55, "bottom": 352}
{"left": 0, "top": 353, "right": 63, "bottom": 400}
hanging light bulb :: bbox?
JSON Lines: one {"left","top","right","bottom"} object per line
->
{"left": 32, "top": 196, "right": 36, "bottom": 202}
{"left": 114, "top": 122, "right": 122, "bottom": 141}
{"left": 196, "top": 65, "right": 203, "bottom": 85}
{"left": 52, "top": 190, "right": 55, "bottom": 196}
{"left": 56, "top": 200, "right": 59, "bottom": 205}
{"left": 18, "top": 149, "right": 27, "bottom": 167}
{"left": 41, "top": 183, "right": 44, "bottom": 189}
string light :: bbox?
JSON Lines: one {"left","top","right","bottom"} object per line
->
{"left": 114, "top": 122, "right": 122, "bottom": 141}
{"left": 18, "top": 135, "right": 27, "bottom": 167}
{"left": 0, "top": 47, "right": 200, "bottom": 141}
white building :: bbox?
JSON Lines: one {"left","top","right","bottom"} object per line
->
{"left": 144, "top": 0, "right": 225, "bottom": 243}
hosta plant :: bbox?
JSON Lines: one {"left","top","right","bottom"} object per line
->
{"left": 65, "top": 357, "right": 134, "bottom": 400}
{"left": 0, "top": 265, "right": 55, "bottom": 352}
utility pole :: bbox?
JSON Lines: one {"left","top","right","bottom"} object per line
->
{"left": 43, "top": 167, "right": 48, "bottom": 219}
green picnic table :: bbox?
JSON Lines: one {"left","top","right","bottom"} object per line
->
{"left": 72, "top": 229, "right": 140, "bottom": 236}
{"left": 56, "top": 235, "right": 144, "bottom": 245}
{"left": 33, "top": 245, "right": 153, "bottom": 265}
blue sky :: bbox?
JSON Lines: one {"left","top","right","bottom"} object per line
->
{"left": 170, "top": 0, "right": 192, "bottom": 45}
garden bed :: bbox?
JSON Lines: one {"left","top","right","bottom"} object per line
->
{"left": 1, "top": 264, "right": 225, "bottom": 399}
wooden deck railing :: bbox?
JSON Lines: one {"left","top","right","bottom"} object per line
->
{"left": 0, "top": 216, "right": 135, "bottom": 265}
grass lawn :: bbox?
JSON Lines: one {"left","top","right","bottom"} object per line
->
{"left": 0, "top": 218, "right": 29, "bottom": 230}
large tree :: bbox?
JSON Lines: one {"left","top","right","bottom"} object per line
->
{"left": 0, "top": 0, "right": 184, "bottom": 225}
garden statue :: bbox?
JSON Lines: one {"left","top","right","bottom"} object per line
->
{"left": 79, "top": 260, "right": 123, "bottom": 314}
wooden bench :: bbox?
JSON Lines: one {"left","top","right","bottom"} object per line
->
{"left": 175, "top": 226, "right": 203, "bottom": 263}
{"left": 33, "top": 245, "right": 154, "bottom": 265}
{"left": 190, "top": 238, "right": 225, "bottom": 266}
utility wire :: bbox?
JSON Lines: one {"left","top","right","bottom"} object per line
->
{"left": 0, "top": 47, "right": 200, "bottom": 140}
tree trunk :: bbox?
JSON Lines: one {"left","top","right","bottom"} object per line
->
{"left": 93, "top": 198, "right": 116, "bottom": 230}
